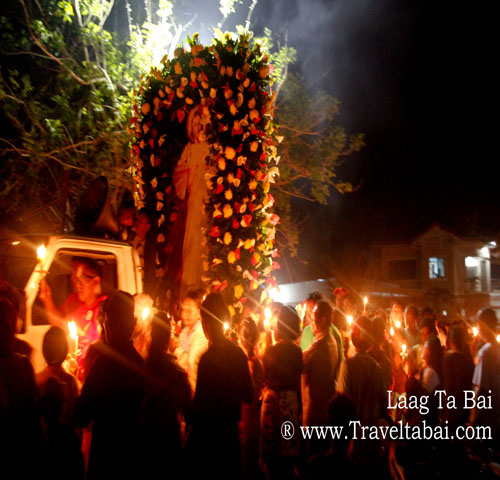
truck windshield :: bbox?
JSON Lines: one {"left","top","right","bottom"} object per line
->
{"left": 0, "top": 237, "right": 44, "bottom": 290}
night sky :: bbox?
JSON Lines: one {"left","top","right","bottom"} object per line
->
{"left": 239, "top": 0, "right": 497, "bottom": 283}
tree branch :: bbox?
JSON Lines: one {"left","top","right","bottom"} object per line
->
{"left": 20, "top": 0, "right": 105, "bottom": 86}
{"left": 245, "top": 0, "right": 259, "bottom": 31}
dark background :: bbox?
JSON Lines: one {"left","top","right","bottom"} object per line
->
{"left": 242, "top": 0, "right": 496, "bottom": 282}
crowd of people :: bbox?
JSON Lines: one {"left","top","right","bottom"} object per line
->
{"left": 1, "top": 276, "right": 500, "bottom": 479}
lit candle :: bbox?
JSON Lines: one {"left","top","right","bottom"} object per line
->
{"left": 68, "top": 320, "right": 78, "bottom": 353}
{"left": 395, "top": 320, "right": 401, "bottom": 329}
{"left": 363, "top": 296, "right": 368, "bottom": 313}
{"left": 223, "top": 322, "right": 229, "bottom": 334}
{"left": 346, "top": 315, "right": 353, "bottom": 326}
{"left": 390, "top": 326, "right": 395, "bottom": 336}
{"left": 141, "top": 306, "right": 150, "bottom": 322}
{"left": 264, "top": 308, "right": 271, "bottom": 330}
{"left": 472, "top": 326, "right": 478, "bottom": 337}
{"left": 401, "top": 343, "right": 407, "bottom": 358}
{"left": 37, "top": 244, "right": 46, "bottom": 262}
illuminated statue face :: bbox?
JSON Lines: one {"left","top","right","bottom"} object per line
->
{"left": 188, "top": 110, "right": 206, "bottom": 142}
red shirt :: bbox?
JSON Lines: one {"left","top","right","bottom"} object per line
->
{"left": 64, "top": 294, "right": 107, "bottom": 369}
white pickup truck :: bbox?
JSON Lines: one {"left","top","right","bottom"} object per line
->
{"left": 1, "top": 234, "right": 143, "bottom": 372}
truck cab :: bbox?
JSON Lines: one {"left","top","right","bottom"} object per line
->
{"left": 1, "top": 234, "right": 143, "bottom": 372}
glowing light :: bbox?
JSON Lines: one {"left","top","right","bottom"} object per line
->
{"left": 37, "top": 244, "right": 46, "bottom": 261}
{"left": 346, "top": 315, "right": 353, "bottom": 326}
{"left": 363, "top": 296, "right": 368, "bottom": 313}
{"left": 497, "top": 334, "right": 500, "bottom": 343}
{"left": 264, "top": 308, "right": 271, "bottom": 329}
{"left": 395, "top": 320, "right": 401, "bottom": 329}
{"left": 223, "top": 322, "right": 229, "bottom": 333}
{"left": 68, "top": 320, "right": 78, "bottom": 352}
{"left": 11, "top": 240, "right": 20, "bottom": 246}
{"left": 390, "top": 326, "right": 395, "bottom": 336}
{"left": 465, "top": 256, "right": 479, "bottom": 268}
{"left": 269, "top": 286, "right": 285, "bottom": 303}
{"left": 490, "top": 241, "right": 497, "bottom": 247}
{"left": 472, "top": 326, "right": 478, "bottom": 337}
{"left": 296, "top": 302, "right": 306, "bottom": 321}
{"left": 401, "top": 344, "right": 407, "bottom": 354}
{"left": 141, "top": 307, "right": 151, "bottom": 321}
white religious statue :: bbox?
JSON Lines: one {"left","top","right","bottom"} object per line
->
{"left": 173, "top": 107, "right": 213, "bottom": 298}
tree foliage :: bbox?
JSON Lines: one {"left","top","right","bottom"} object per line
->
{"left": 0, "top": 0, "right": 135, "bottom": 231}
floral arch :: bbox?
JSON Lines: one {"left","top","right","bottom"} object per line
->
{"left": 129, "top": 33, "right": 280, "bottom": 315}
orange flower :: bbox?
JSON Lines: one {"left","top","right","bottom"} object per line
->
{"left": 225, "top": 146, "right": 236, "bottom": 160}
{"left": 223, "top": 204, "right": 233, "bottom": 218}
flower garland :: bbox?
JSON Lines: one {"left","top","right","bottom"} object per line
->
{"left": 129, "top": 32, "right": 280, "bottom": 315}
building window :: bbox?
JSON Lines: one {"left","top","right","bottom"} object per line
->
{"left": 428, "top": 257, "right": 445, "bottom": 279}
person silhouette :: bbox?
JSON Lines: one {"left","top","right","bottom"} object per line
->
{"left": 75, "top": 291, "right": 145, "bottom": 479}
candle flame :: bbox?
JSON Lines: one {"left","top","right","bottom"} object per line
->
{"left": 141, "top": 306, "right": 151, "bottom": 321}
{"left": 37, "top": 244, "right": 46, "bottom": 261}
{"left": 11, "top": 240, "right": 20, "bottom": 246}
{"left": 390, "top": 326, "right": 395, "bottom": 336}
{"left": 402, "top": 343, "right": 407, "bottom": 354}
{"left": 346, "top": 315, "right": 353, "bottom": 326}
{"left": 363, "top": 297, "right": 368, "bottom": 305}
{"left": 472, "top": 326, "right": 478, "bottom": 337}
{"left": 264, "top": 308, "right": 271, "bottom": 330}
{"left": 68, "top": 321, "right": 77, "bottom": 340}
{"left": 395, "top": 320, "right": 401, "bottom": 329}
{"left": 497, "top": 334, "right": 500, "bottom": 343}
{"left": 223, "top": 322, "right": 229, "bottom": 333}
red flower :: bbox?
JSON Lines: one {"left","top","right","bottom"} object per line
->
{"left": 177, "top": 110, "right": 186, "bottom": 123}
{"left": 269, "top": 214, "right": 280, "bottom": 225}
{"left": 241, "top": 214, "right": 252, "bottom": 227}
{"left": 232, "top": 219, "right": 240, "bottom": 229}
{"left": 209, "top": 226, "right": 221, "bottom": 237}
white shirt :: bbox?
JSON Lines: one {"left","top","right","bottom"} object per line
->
{"left": 174, "top": 321, "right": 208, "bottom": 393}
